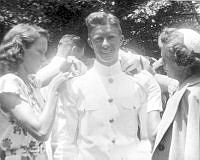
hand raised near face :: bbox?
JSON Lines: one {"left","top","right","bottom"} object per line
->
{"left": 56, "top": 40, "right": 75, "bottom": 59}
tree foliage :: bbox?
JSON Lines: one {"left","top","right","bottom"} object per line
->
{"left": 0, "top": 0, "right": 200, "bottom": 58}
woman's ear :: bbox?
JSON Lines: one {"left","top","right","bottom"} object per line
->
{"left": 87, "top": 38, "right": 93, "bottom": 49}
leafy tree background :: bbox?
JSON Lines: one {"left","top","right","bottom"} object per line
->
{"left": 0, "top": 0, "right": 200, "bottom": 59}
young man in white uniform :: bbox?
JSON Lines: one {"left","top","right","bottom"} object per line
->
{"left": 50, "top": 12, "right": 162, "bottom": 160}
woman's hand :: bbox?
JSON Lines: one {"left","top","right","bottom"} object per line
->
{"left": 67, "top": 56, "right": 87, "bottom": 76}
{"left": 48, "top": 72, "right": 70, "bottom": 93}
{"left": 56, "top": 41, "right": 74, "bottom": 59}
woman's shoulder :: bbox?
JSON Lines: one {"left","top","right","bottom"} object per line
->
{"left": 187, "top": 83, "right": 200, "bottom": 95}
{"left": 181, "top": 82, "right": 200, "bottom": 103}
{"left": 0, "top": 73, "right": 25, "bottom": 94}
{"left": 0, "top": 73, "right": 23, "bottom": 83}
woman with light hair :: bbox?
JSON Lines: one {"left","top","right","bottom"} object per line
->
{"left": 152, "top": 28, "right": 200, "bottom": 160}
{"left": 0, "top": 24, "right": 69, "bottom": 160}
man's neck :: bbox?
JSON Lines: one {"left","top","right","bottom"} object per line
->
{"left": 93, "top": 60, "right": 122, "bottom": 76}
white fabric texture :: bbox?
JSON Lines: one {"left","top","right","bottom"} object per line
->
{"left": 51, "top": 60, "right": 161, "bottom": 160}
{"left": 0, "top": 73, "right": 47, "bottom": 160}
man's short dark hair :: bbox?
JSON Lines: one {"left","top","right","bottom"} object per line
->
{"left": 85, "top": 11, "right": 122, "bottom": 35}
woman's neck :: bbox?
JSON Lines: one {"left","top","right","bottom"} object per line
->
{"left": 177, "top": 70, "right": 195, "bottom": 87}
{"left": 172, "top": 67, "right": 191, "bottom": 86}
{"left": 178, "top": 75, "right": 190, "bottom": 86}
{"left": 17, "top": 64, "right": 29, "bottom": 81}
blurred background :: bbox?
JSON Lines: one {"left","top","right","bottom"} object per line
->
{"left": 0, "top": 0, "right": 200, "bottom": 59}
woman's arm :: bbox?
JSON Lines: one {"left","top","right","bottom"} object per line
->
{"left": 36, "top": 40, "right": 87, "bottom": 87}
{"left": 36, "top": 57, "right": 70, "bottom": 87}
{"left": 0, "top": 73, "right": 68, "bottom": 141}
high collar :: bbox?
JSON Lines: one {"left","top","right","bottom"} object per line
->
{"left": 93, "top": 60, "right": 122, "bottom": 77}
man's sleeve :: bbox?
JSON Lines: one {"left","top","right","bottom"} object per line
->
{"left": 119, "top": 49, "right": 153, "bottom": 74}
{"left": 136, "top": 89, "right": 152, "bottom": 152}
{"left": 134, "top": 70, "right": 163, "bottom": 112}
{"left": 135, "top": 71, "right": 162, "bottom": 148}
{"left": 50, "top": 80, "right": 79, "bottom": 160}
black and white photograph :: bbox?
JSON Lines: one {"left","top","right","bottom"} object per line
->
{"left": 0, "top": 0, "right": 200, "bottom": 160}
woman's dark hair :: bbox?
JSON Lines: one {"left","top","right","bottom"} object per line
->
{"left": 0, "top": 23, "right": 49, "bottom": 75}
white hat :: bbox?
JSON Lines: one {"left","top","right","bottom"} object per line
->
{"left": 178, "top": 28, "right": 200, "bottom": 53}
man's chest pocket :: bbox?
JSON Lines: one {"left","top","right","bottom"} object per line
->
{"left": 116, "top": 100, "right": 139, "bottom": 132}
{"left": 78, "top": 100, "right": 110, "bottom": 135}
{"left": 80, "top": 103, "right": 104, "bottom": 120}
{"left": 79, "top": 94, "right": 118, "bottom": 120}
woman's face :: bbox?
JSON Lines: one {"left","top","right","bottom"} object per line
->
{"left": 23, "top": 36, "right": 48, "bottom": 74}
{"left": 161, "top": 47, "right": 182, "bottom": 79}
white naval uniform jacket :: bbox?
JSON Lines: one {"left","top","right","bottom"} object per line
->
{"left": 51, "top": 60, "right": 159, "bottom": 160}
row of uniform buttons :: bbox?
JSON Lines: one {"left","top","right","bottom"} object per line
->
{"left": 108, "top": 97, "right": 114, "bottom": 124}
{"left": 108, "top": 77, "right": 113, "bottom": 103}
{"left": 108, "top": 97, "right": 115, "bottom": 143}
{"left": 108, "top": 77, "right": 116, "bottom": 145}
{"left": 108, "top": 77, "right": 114, "bottom": 122}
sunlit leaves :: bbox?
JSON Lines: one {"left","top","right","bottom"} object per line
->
{"left": 0, "top": 0, "right": 200, "bottom": 58}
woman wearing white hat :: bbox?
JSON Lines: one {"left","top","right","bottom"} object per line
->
{"left": 152, "top": 28, "right": 200, "bottom": 160}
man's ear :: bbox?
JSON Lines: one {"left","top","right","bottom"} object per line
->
{"left": 120, "top": 35, "right": 124, "bottom": 46}
{"left": 88, "top": 38, "right": 93, "bottom": 49}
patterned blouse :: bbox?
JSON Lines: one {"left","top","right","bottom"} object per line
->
{"left": 0, "top": 73, "right": 47, "bottom": 160}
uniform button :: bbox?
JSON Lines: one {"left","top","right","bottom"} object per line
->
{"left": 108, "top": 98, "right": 113, "bottom": 103}
{"left": 112, "top": 139, "right": 116, "bottom": 144}
{"left": 108, "top": 78, "right": 114, "bottom": 83}
{"left": 158, "top": 144, "right": 165, "bottom": 151}
{"left": 109, "top": 119, "right": 114, "bottom": 123}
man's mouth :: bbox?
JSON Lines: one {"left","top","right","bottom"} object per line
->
{"left": 101, "top": 49, "right": 113, "bottom": 54}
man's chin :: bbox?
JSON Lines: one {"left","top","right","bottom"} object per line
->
{"left": 98, "top": 58, "right": 118, "bottom": 66}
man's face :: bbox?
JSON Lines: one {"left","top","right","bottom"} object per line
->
{"left": 89, "top": 24, "right": 122, "bottom": 66}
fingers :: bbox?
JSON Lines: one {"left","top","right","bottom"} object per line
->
{"left": 50, "top": 57, "right": 87, "bottom": 91}
{"left": 55, "top": 72, "right": 70, "bottom": 83}
{"left": 70, "top": 60, "right": 81, "bottom": 76}
{"left": 67, "top": 56, "right": 87, "bottom": 76}
{"left": 56, "top": 43, "right": 74, "bottom": 58}
{"left": 62, "top": 72, "right": 71, "bottom": 78}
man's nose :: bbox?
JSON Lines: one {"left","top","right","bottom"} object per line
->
{"left": 102, "top": 38, "right": 109, "bottom": 48}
